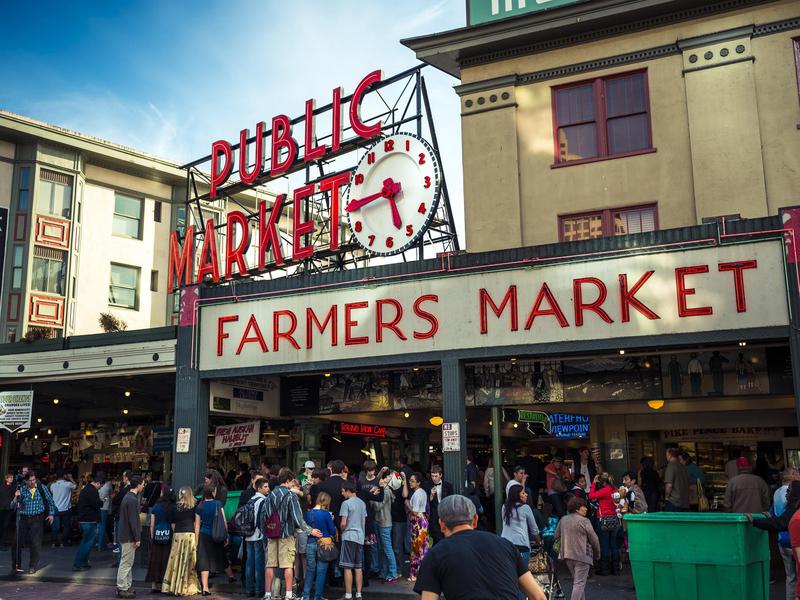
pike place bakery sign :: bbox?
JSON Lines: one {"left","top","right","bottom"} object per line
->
{"left": 168, "top": 70, "right": 442, "bottom": 289}
{"left": 199, "top": 241, "right": 789, "bottom": 371}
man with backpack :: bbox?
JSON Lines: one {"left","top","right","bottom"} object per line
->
{"left": 9, "top": 470, "right": 54, "bottom": 576}
{"left": 237, "top": 477, "right": 269, "bottom": 598}
{"left": 263, "top": 468, "right": 322, "bottom": 600}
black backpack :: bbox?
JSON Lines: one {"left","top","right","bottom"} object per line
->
{"left": 233, "top": 496, "right": 260, "bottom": 538}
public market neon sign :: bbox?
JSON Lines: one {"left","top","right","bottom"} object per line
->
{"left": 168, "top": 70, "right": 384, "bottom": 291}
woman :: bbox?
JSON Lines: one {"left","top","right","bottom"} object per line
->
{"left": 554, "top": 497, "right": 600, "bottom": 600}
{"left": 194, "top": 486, "right": 233, "bottom": 596}
{"left": 405, "top": 472, "right": 429, "bottom": 582}
{"left": 303, "top": 491, "right": 336, "bottom": 600}
{"left": 203, "top": 469, "right": 228, "bottom": 504}
{"left": 545, "top": 456, "right": 571, "bottom": 517}
{"left": 588, "top": 473, "right": 621, "bottom": 576}
{"left": 146, "top": 486, "right": 175, "bottom": 594}
{"left": 639, "top": 457, "right": 661, "bottom": 512}
{"left": 161, "top": 486, "right": 200, "bottom": 596}
{"left": 501, "top": 484, "right": 541, "bottom": 600}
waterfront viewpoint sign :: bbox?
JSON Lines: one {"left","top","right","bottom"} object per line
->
{"left": 198, "top": 241, "right": 789, "bottom": 372}
{"left": 468, "top": 0, "right": 585, "bottom": 25}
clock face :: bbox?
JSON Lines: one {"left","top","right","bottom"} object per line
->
{"left": 345, "top": 132, "right": 441, "bottom": 256}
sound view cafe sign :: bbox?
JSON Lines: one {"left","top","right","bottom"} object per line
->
{"left": 199, "top": 240, "right": 789, "bottom": 371}
{"left": 168, "top": 70, "right": 443, "bottom": 290}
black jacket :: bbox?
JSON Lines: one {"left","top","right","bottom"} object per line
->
{"left": 753, "top": 500, "right": 800, "bottom": 533}
{"left": 422, "top": 480, "right": 454, "bottom": 541}
{"left": 238, "top": 486, "right": 257, "bottom": 509}
{"left": 77, "top": 483, "right": 101, "bottom": 523}
{"left": 0, "top": 483, "right": 16, "bottom": 510}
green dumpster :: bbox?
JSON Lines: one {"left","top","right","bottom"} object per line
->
{"left": 626, "top": 513, "right": 770, "bottom": 600}
{"left": 224, "top": 491, "right": 242, "bottom": 520}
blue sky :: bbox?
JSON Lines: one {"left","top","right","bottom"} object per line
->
{"left": 0, "top": 0, "right": 466, "bottom": 234}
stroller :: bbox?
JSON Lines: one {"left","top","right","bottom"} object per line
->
{"left": 528, "top": 544, "right": 563, "bottom": 600}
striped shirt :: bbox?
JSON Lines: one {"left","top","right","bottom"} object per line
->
{"left": 265, "top": 486, "right": 311, "bottom": 538}
{"left": 15, "top": 483, "right": 55, "bottom": 517}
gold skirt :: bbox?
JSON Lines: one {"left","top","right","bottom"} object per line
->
{"left": 161, "top": 532, "right": 200, "bottom": 596}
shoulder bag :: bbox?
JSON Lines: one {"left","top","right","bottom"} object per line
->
{"left": 152, "top": 505, "right": 172, "bottom": 545}
{"left": 211, "top": 501, "right": 228, "bottom": 543}
{"left": 696, "top": 479, "right": 710, "bottom": 512}
{"left": 311, "top": 509, "right": 339, "bottom": 562}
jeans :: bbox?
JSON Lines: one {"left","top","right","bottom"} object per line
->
{"left": 518, "top": 550, "right": 531, "bottom": 600}
{"left": 303, "top": 541, "right": 330, "bottom": 600}
{"left": 376, "top": 526, "right": 397, "bottom": 580}
{"left": 391, "top": 521, "right": 409, "bottom": 575}
{"left": 51, "top": 509, "right": 70, "bottom": 545}
{"left": 245, "top": 540, "right": 265, "bottom": 595}
{"left": 73, "top": 522, "right": 97, "bottom": 568}
{"left": 97, "top": 510, "right": 109, "bottom": 550}
{"left": 598, "top": 526, "right": 620, "bottom": 561}
{"left": 780, "top": 546, "right": 796, "bottom": 600}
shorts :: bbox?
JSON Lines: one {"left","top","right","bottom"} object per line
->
{"left": 266, "top": 536, "right": 297, "bottom": 569}
{"left": 296, "top": 530, "right": 308, "bottom": 554}
{"left": 338, "top": 540, "right": 364, "bottom": 569}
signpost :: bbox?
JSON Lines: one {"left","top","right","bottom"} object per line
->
{"left": 0, "top": 391, "right": 33, "bottom": 433}
{"left": 468, "top": 0, "right": 585, "bottom": 25}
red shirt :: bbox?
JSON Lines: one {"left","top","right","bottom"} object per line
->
{"left": 789, "top": 511, "right": 800, "bottom": 598}
{"left": 589, "top": 483, "right": 618, "bottom": 517}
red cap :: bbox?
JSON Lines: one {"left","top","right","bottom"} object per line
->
{"left": 736, "top": 457, "right": 751, "bottom": 469}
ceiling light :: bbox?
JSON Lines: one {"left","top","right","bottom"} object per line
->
{"left": 36, "top": 418, "right": 42, "bottom": 423}
{"left": 122, "top": 409, "right": 129, "bottom": 415}
{"left": 739, "top": 341, "right": 747, "bottom": 347}
{"left": 404, "top": 412, "right": 410, "bottom": 418}
{"left": 85, "top": 430, "right": 93, "bottom": 437}
{"left": 510, "top": 357, "right": 517, "bottom": 363}
{"left": 34, "top": 434, "right": 38, "bottom": 439}
{"left": 619, "top": 350, "right": 625, "bottom": 355}
{"left": 647, "top": 399, "right": 665, "bottom": 410}
{"left": 47, "top": 429, "right": 52, "bottom": 435}
{"left": 429, "top": 416, "right": 444, "bottom": 427}
{"left": 124, "top": 390, "right": 131, "bottom": 397}
{"left": 53, "top": 398, "right": 59, "bottom": 405}
{"left": 513, "top": 423, "right": 519, "bottom": 428}
{"left": 412, "top": 367, "right": 419, "bottom": 372}
{"left": 332, "top": 436, "right": 342, "bottom": 444}
{"left": 489, "top": 420, "right": 493, "bottom": 426}
{"left": 324, "top": 373, "right": 331, "bottom": 377}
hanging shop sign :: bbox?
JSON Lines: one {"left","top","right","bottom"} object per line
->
{"left": 200, "top": 241, "right": 789, "bottom": 372}
{"left": 0, "top": 390, "right": 33, "bottom": 432}
{"left": 168, "top": 70, "right": 441, "bottom": 288}
{"left": 214, "top": 420, "right": 261, "bottom": 450}
{"left": 209, "top": 378, "right": 280, "bottom": 418}
{"left": 338, "top": 421, "right": 387, "bottom": 438}
{"left": 510, "top": 410, "right": 589, "bottom": 439}
{"left": 442, "top": 422, "right": 461, "bottom": 452}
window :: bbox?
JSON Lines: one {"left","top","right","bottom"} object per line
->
{"left": 150, "top": 270, "right": 159, "bottom": 292}
{"left": 154, "top": 201, "right": 162, "bottom": 223}
{"left": 553, "top": 70, "right": 653, "bottom": 164}
{"left": 113, "top": 193, "right": 143, "bottom": 239}
{"left": 36, "top": 169, "right": 73, "bottom": 218}
{"left": 17, "top": 167, "right": 30, "bottom": 211}
{"left": 560, "top": 204, "right": 657, "bottom": 242}
{"left": 31, "top": 247, "right": 67, "bottom": 295}
{"left": 175, "top": 205, "right": 186, "bottom": 237}
{"left": 6, "top": 328, "right": 16, "bottom": 343}
{"left": 11, "top": 245, "right": 24, "bottom": 289}
{"left": 109, "top": 263, "right": 140, "bottom": 309}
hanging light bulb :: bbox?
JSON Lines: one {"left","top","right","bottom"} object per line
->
{"left": 404, "top": 412, "right": 410, "bottom": 418}
{"left": 53, "top": 398, "right": 59, "bottom": 405}
{"left": 124, "top": 390, "right": 131, "bottom": 397}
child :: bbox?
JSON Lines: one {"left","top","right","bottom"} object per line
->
{"left": 339, "top": 481, "right": 367, "bottom": 600}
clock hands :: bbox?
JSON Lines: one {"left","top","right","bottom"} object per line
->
{"left": 345, "top": 177, "right": 403, "bottom": 222}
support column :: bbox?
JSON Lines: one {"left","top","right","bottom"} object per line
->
{"left": 409, "top": 429, "right": 431, "bottom": 473}
{"left": 441, "top": 357, "right": 466, "bottom": 492}
{"left": 172, "top": 324, "right": 209, "bottom": 489}
{"left": 0, "top": 430, "right": 10, "bottom": 478}
{"left": 491, "top": 406, "right": 502, "bottom": 534}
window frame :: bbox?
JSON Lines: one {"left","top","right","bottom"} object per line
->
{"left": 112, "top": 192, "right": 144, "bottom": 240}
{"left": 558, "top": 203, "right": 659, "bottom": 242}
{"left": 551, "top": 69, "right": 655, "bottom": 167}
{"left": 35, "top": 169, "right": 73, "bottom": 218}
{"left": 109, "top": 263, "right": 140, "bottom": 310}
{"left": 31, "top": 250, "right": 67, "bottom": 296}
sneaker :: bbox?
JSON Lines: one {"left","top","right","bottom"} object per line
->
{"left": 384, "top": 577, "right": 399, "bottom": 584}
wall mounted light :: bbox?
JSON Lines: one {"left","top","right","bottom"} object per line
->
{"left": 429, "top": 416, "right": 444, "bottom": 427}
{"left": 647, "top": 399, "right": 665, "bottom": 410}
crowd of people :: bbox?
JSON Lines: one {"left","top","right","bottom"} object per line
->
{"left": 1, "top": 444, "right": 797, "bottom": 600}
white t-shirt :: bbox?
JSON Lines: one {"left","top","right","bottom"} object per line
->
{"left": 410, "top": 488, "right": 427, "bottom": 514}
{"left": 50, "top": 479, "right": 76, "bottom": 512}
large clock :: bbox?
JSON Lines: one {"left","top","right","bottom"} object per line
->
{"left": 344, "top": 132, "right": 441, "bottom": 256}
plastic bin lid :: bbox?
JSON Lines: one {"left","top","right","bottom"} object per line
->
{"left": 624, "top": 513, "right": 755, "bottom": 523}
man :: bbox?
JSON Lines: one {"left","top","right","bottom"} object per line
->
{"left": 49, "top": 470, "right": 76, "bottom": 547}
{"left": 97, "top": 472, "right": 112, "bottom": 551}
{"left": 263, "top": 469, "right": 322, "bottom": 600}
{"left": 356, "top": 459, "right": 383, "bottom": 578}
{"left": 663, "top": 447, "right": 690, "bottom": 511}
{"left": 340, "top": 481, "right": 367, "bottom": 600}
{"left": 73, "top": 473, "right": 103, "bottom": 571}
{"left": 244, "top": 477, "right": 269, "bottom": 598}
{"left": 545, "top": 456, "right": 571, "bottom": 517}
{"left": 571, "top": 447, "right": 598, "bottom": 493}
{"left": 10, "top": 470, "right": 54, "bottom": 576}
{"left": 319, "top": 459, "right": 348, "bottom": 520}
{"left": 725, "top": 457, "right": 771, "bottom": 513}
{"left": 464, "top": 452, "right": 481, "bottom": 513}
{"left": 111, "top": 470, "right": 131, "bottom": 561}
{"left": 413, "top": 495, "right": 546, "bottom": 600}
{"left": 422, "top": 465, "right": 453, "bottom": 544}
{"left": 371, "top": 470, "right": 398, "bottom": 583}
{"left": 389, "top": 471, "right": 409, "bottom": 578}
{"left": 238, "top": 469, "right": 262, "bottom": 509}
{"left": 517, "top": 449, "right": 546, "bottom": 501}
{"left": 621, "top": 472, "right": 648, "bottom": 514}
{"left": 505, "top": 466, "right": 527, "bottom": 496}
{"left": 680, "top": 452, "right": 707, "bottom": 510}
{"left": 0, "top": 473, "right": 16, "bottom": 550}
{"left": 298, "top": 460, "right": 316, "bottom": 487}
{"left": 116, "top": 474, "right": 143, "bottom": 599}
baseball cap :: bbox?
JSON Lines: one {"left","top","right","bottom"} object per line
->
{"left": 304, "top": 460, "right": 316, "bottom": 469}
{"left": 736, "top": 457, "right": 751, "bottom": 469}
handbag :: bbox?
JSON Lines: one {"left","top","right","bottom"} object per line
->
{"left": 311, "top": 510, "right": 339, "bottom": 562}
{"left": 211, "top": 501, "right": 228, "bottom": 543}
{"left": 152, "top": 505, "right": 172, "bottom": 545}
{"left": 528, "top": 548, "right": 550, "bottom": 574}
{"left": 697, "top": 479, "right": 710, "bottom": 512}
{"left": 599, "top": 515, "right": 621, "bottom": 532}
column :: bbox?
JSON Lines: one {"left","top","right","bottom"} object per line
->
{"left": 441, "top": 357, "right": 466, "bottom": 491}
{"left": 409, "top": 429, "right": 430, "bottom": 473}
{"left": 491, "top": 406, "right": 502, "bottom": 534}
{"left": 172, "top": 324, "right": 209, "bottom": 489}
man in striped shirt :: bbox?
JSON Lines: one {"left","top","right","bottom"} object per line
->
{"left": 10, "top": 470, "right": 54, "bottom": 575}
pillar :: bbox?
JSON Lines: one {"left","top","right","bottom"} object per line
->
{"left": 441, "top": 357, "right": 466, "bottom": 491}
{"left": 172, "top": 324, "right": 209, "bottom": 489}
{"left": 409, "top": 429, "right": 431, "bottom": 473}
{"left": 491, "top": 406, "right": 502, "bottom": 534}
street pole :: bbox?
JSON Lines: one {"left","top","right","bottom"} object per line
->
{"left": 492, "top": 406, "right": 502, "bottom": 534}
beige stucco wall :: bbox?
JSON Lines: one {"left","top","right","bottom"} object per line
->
{"left": 458, "top": 0, "right": 800, "bottom": 251}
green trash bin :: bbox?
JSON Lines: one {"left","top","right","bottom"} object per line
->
{"left": 223, "top": 491, "right": 242, "bottom": 520}
{"left": 626, "top": 512, "right": 770, "bottom": 600}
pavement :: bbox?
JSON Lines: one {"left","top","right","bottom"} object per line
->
{"left": 0, "top": 545, "right": 792, "bottom": 599}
